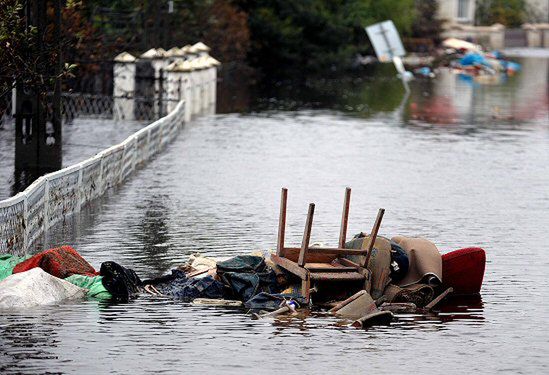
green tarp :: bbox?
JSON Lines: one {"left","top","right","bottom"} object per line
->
{"left": 65, "top": 274, "right": 112, "bottom": 300}
{"left": 0, "top": 254, "right": 31, "bottom": 282}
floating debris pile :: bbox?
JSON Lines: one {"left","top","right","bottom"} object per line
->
{"left": 0, "top": 188, "right": 486, "bottom": 329}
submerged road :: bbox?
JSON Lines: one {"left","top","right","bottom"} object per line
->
{"left": 1, "top": 59, "right": 548, "bottom": 373}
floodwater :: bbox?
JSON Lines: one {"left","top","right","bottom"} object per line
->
{"left": 0, "top": 118, "right": 146, "bottom": 200}
{"left": 1, "top": 57, "right": 549, "bottom": 373}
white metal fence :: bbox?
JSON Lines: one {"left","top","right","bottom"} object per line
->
{"left": 0, "top": 100, "right": 186, "bottom": 255}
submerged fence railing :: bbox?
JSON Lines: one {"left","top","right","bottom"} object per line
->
{"left": 0, "top": 100, "right": 187, "bottom": 255}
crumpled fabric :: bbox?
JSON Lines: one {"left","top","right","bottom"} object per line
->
{"left": 216, "top": 255, "right": 266, "bottom": 274}
{"left": 216, "top": 255, "right": 279, "bottom": 302}
{"left": 244, "top": 292, "right": 306, "bottom": 311}
{"left": 0, "top": 254, "right": 31, "bottom": 282}
{"left": 144, "top": 269, "right": 227, "bottom": 301}
{"left": 12, "top": 246, "right": 98, "bottom": 279}
{"left": 383, "top": 283, "right": 434, "bottom": 308}
{"left": 64, "top": 274, "right": 112, "bottom": 300}
{"left": 100, "top": 261, "right": 142, "bottom": 301}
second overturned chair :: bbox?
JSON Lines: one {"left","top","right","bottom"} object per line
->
{"left": 270, "top": 187, "right": 384, "bottom": 303}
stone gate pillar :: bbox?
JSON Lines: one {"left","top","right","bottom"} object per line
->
{"left": 179, "top": 61, "right": 193, "bottom": 122}
{"left": 113, "top": 52, "right": 136, "bottom": 120}
{"left": 141, "top": 48, "right": 168, "bottom": 117}
{"left": 189, "top": 58, "right": 202, "bottom": 116}
{"left": 164, "top": 59, "right": 191, "bottom": 114}
{"left": 207, "top": 56, "right": 221, "bottom": 107}
{"left": 199, "top": 56, "right": 211, "bottom": 112}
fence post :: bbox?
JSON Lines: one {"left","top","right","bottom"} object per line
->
{"left": 98, "top": 152, "right": 106, "bottom": 195}
{"left": 43, "top": 177, "right": 50, "bottom": 231}
{"left": 119, "top": 146, "right": 127, "bottom": 184}
{"left": 22, "top": 193, "right": 28, "bottom": 252}
{"left": 77, "top": 164, "right": 83, "bottom": 212}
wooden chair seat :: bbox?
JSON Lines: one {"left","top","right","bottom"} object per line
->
{"left": 271, "top": 187, "right": 384, "bottom": 303}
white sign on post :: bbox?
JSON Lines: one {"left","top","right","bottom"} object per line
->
{"left": 365, "top": 20, "right": 411, "bottom": 88}
{"left": 365, "top": 20, "right": 406, "bottom": 62}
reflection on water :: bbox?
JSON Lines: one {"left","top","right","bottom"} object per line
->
{"left": 218, "top": 57, "right": 548, "bottom": 128}
{"left": 1, "top": 57, "right": 549, "bottom": 373}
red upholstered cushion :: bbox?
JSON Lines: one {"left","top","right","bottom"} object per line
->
{"left": 12, "top": 245, "right": 98, "bottom": 279}
{"left": 442, "top": 247, "right": 486, "bottom": 295}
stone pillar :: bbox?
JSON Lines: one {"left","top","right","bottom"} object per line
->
{"left": 489, "top": 24, "right": 505, "bottom": 50}
{"left": 199, "top": 57, "right": 211, "bottom": 111}
{"left": 180, "top": 62, "right": 193, "bottom": 122}
{"left": 164, "top": 59, "right": 193, "bottom": 115}
{"left": 164, "top": 60, "right": 181, "bottom": 113}
{"left": 113, "top": 52, "right": 136, "bottom": 120}
{"left": 190, "top": 59, "right": 202, "bottom": 116}
{"left": 523, "top": 23, "right": 545, "bottom": 47}
{"left": 140, "top": 48, "right": 168, "bottom": 117}
{"left": 207, "top": 56, "right": 221, "bottom": 107}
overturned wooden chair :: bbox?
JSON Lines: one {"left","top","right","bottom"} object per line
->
{"left": 270, "top": 187, "right": 384, "bottom": 303}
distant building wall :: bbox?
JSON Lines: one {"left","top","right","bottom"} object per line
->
{"left": 438, "top": 0, "right": 477, "bottom": 24}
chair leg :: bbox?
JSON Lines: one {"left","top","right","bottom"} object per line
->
{"left": 301, "top": 276, "right": 311, "bottom": 304}
{"left": 361, "top": 208, "right": 385, "bottom": 268}
{"left": 298, "top": 203, "right": 315, "bottom": 267}
{"left": 338, "top": 187, "right": 351, "bottom": 249}
{"left": 277, "top": 188, "right": 288, "bottom": 256}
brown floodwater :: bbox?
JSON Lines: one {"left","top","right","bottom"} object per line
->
{"left": 1, "top": 57, "right": 548, "bottom": 373}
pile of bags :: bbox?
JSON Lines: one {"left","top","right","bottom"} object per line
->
{"left": 0, "top": 246, "right": 299, "bottom": 310}
{"left": 0, "top": 246, "right": 142, "bottom": 308}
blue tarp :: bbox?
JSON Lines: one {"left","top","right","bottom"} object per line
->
{"left": 459, "top": 53, "right": 487, "bottom": 66}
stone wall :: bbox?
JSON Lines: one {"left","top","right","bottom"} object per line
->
{"left": 523, "top": 23, "right": 549, "bottom": 48}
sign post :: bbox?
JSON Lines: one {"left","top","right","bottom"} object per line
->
{"left": 365, "top": 20, "right": 412, "bottom": 90}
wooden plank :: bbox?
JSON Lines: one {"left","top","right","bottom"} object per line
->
{"left": 329, "top": 290, "right": 368, "bottom": 313}
{"left": 302, "top": 277, "right": 311, "bottom": 304}
{"left": 424, "top": 287, "right": 453, "bottom": 311}
{"left": 186, "top": 268, "right": 211, "bottom": 278}
{"left": 336, "top": 257, "right": 360, "bottom": 268}
{"left": 276, "top": 188, "right": 288, "bottom": 256}
{"left": 310, "top": 272, "right": 365, "bottom": 281}
{"left": 298, "top": 203, "right": 315, "bottom": 267}
{"left": 361, "top": 208, "right": 385, "bottom": 268}
{"left": 304, "top": 263, "right": 338, "bottom": 269}
{"left": 282, "top": 248, "right": 336, "bottom": 263}
{"left": 270, "top": 254, "right": 308, "bottom": 280}
{"left": 285, "top": 247, "right": 368, "bottom": 256}
{"left": 309, "top": 247, "right": 367, "bottom": 256}
{"left": 306, "top": 265, "right": 358, "bottom": 272}
{"left": 338, "top": 187, "right": 351, "bottom": 249}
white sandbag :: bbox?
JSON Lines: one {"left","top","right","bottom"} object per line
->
{"left": 0, "top": 268, "right": 86, "bottom": 309}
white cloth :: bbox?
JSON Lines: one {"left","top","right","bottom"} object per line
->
{"left": 0, "top": 268, "right": 86, "bottom": 309}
